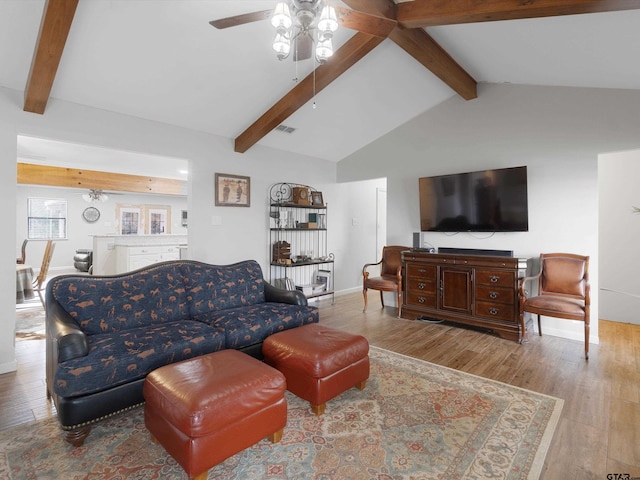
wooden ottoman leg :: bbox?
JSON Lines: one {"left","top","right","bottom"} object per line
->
{"left": 269, "top": 428, "right": 284, "bottom": 443}
{"left": 311, "top": 403, "right": 326, "bottom": 416}
{"left": 356, "top": 380, "right": 367, "bottom": 390}
{"left": 191, "top": 471, "right": 208, "bottom": 480}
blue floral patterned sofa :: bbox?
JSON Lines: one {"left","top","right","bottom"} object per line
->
{"left": 45, "top": 259, "right": 318, "bottom": 446}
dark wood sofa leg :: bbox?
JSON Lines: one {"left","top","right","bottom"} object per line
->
{"left": 63, "top": 426, "right": 91, "bottom": 447}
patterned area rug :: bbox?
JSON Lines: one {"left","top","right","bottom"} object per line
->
{"left": 0, "top": 347, "right": 562, "bottom": 479}
{"left": 15, "top": 300, "right": 46, "bottom": 340}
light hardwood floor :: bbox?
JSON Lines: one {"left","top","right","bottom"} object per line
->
{"left": 2, "top": 292, "right": 639, "bottom": 479}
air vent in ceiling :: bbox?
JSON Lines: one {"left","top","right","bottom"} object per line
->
{"left": 275, "top": 124, "right": 296, "bottom": 134}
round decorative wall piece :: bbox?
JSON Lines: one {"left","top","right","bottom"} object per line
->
{"left": 82, "top": 206, "right": 100, "bottom": 223}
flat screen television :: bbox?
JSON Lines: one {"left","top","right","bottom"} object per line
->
{"left": 419, "top": 166, "right": 528, "bottom": 232}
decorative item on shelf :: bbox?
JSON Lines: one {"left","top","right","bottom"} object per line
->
{"left": 272, "top": 240, "right": 291, "bottom": 263}
{"left": 292, "top": 186, "right": 310, "bottom": 205}
{"left": 295, "top": 284, "right": 313, "bottom": 296}
{"left": 317, "top": 213, "right": 326, "bottom": 229}
{"left": 311, "top": 191, "right": 324, "bottom": 206}
{"left": 82, "top": 206, "right": 100, "bottom": 223}
{"left": 315, "top": 269, "right": 331, "bottom": 291}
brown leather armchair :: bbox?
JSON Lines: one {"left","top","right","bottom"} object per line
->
{"left": 519, "top": 253, "right": 590, "bottom": 359}
{"left": 362, "top": 246, "right": 409, "bottom": 318}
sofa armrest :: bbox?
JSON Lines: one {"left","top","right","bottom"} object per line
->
{"left": 46, "top": 296, "right": 89, "bottom": 363}
{"left": 264, "top": 282, "right": 308, "bottom": 306}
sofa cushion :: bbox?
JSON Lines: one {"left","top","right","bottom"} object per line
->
{"left": 183, "top": 260, "right": 266, "bottom": 316}
{"left": 51, "top": 263, "right": 191, "bottom": 335}
{"left": 53, "top": 321, "right": 225, "bottom": 397}
{"left": 195, "top": 303, "right": 319, "bottom": 349}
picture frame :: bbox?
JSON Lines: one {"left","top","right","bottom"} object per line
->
{"left": 311, "top": 191, "right": 324, "bottom": 206}
{"left": 215, "top": 173, "right": 250, "bottom": 207}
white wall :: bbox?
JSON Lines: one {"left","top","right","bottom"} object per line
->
{"left": 599, "top": 149, "right": 640, "bottom": 324}
{"left": 338, "top": 83, "right": 640, "bottom": 344}
{"left": 16, "top": 184, "right": 188, "bottom": 272}
{"left": 0, "top": 86, "right": 338, "bottom": 374}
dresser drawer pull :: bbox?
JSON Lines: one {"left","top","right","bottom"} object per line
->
{"left": 418, "top": 283, "right": 426, "bottom": 289}
{"left": 489, "top": 291, "right": 499, "bottom": 299}
{"left": 489, "top": 307, "right": 499, "bottom": 316}
{"left": 418, "top": 269, "right": 426, "bottom": 273}
{"left": 489, "top": 275, "right": 500, "bottom": 283}
{"left": 418, "top": 297, "right": 426, "bottom": 304}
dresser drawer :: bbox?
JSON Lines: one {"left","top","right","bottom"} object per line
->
{"left": 405, "top": 291, "right": 437, "bottom": 309}
{"left": 406, "top": 277, "right": 436, "bottom": 294}
{"left": 475, "top": 285, "right": 514, "bottom": 305}
{"left": 406, "top": 264, "right": 436, "bottom": 279}
{"left": 126, "top": 246, "right": 162, "bottom": 256}
{"left": 475, "top": 301, "right": 515, "bottom": 322}
{"left": 475, "top": 270, "right": 515, "bottom": 287}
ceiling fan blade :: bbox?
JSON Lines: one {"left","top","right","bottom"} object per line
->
{"left": 334, "top": 6, "right": 396, "bottom": 37}
{"left": 293, "top": 33, "right": 313, "bottom": 61}
{"left": 209, "top": 9, "right": 271, "bottom": 29}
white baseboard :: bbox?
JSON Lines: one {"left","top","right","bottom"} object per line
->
{"left": 0, "top": 359, "right": 17, "bottom": 375}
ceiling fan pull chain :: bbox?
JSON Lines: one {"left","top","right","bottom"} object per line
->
{"left": 313, "top": 49, "right": 317, "bottom": 109}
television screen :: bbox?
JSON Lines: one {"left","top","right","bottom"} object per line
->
{"left": 419, "top": 166, "right": 528, "bottom": 232}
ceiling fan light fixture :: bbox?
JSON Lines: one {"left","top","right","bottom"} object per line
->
{"left": 315, "top": 37, "right": 333, "bottom": 63}
{"left": 271, "top": 1, "right": 292, "bottom": 31}
{"left": 273, "top": 32, "right": 291, "bottom": 60}
{"left": 317, "top": 5, "right": 338, "bottom": 39}
{"left": 83, "top": 189, "right": 109, "bottom": 203}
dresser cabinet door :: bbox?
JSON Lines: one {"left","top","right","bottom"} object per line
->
{"left": 439, "top": 267, "right": 473, "bottom": 315}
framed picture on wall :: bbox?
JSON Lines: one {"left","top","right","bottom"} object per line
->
{"left": 215, "top": 173, "right": 250, "bottom": 207}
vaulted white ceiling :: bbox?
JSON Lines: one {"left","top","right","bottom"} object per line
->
{"left": 4, "top": 1, "right": 640, "bottom": 170}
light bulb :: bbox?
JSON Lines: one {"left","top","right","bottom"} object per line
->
{"left": 273, "top": 32, "right": 291, "bottom": 60}
{"left": 316, "top": 37, "right": 333, "bottom": 63}
{"left": 271, "top": 2, "right": 292, "bottom": 30}
{"left": 318, "top": 5, "right": 338, "bottom": 39}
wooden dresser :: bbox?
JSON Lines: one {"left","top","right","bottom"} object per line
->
{"left": 401, "top": 251, "right": 528, "bottom": 343}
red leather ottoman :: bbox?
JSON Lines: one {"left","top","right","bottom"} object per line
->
{"left": 143, "top": 350, "right": 287, "bottom": 480}
{"left": 262, "top": 323, "right": 369, "bottom": 415}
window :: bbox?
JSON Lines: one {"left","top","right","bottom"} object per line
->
{"left": 148, "top": 207, "right": 170, "bottom": 234}
{"left": 118, "top": 206, "right": 142, "bottom": 235}
{"left": 28, "top": 198, "right": 67, "bottom": 240}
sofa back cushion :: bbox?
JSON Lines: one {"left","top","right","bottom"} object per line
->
{"left": 52, "top": 263, "right": 190, "bottom": 335}
{"left": 184, "top": 260, "right": 265, "bottom": 316}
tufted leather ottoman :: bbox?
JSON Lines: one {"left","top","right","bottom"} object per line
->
{"left": 262, "top": 323, "right": 370, "bottom": 415}
{"left": 143, "top": 350, "right": 287, "bottom": 480}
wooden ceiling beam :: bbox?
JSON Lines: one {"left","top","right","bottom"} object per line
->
{"left": 334, "top": 7, "right": 397, "bottom": 37}
{"left": 17, "top": 163, "right": 186, "bottom": 196}
{"left": 342, "top": 0, "right": 477, "bottom": 100}
{"left": 397, "top": 0, "right": 640, "bottom": 28}
{"left": 24, "top": 0, "right": 79, "bottom": 114}
{"left": 390, "top": 28, "right": 477, "bottom": 100}
{"left": 234, "top": 32, "right": 387, "bottom": 154}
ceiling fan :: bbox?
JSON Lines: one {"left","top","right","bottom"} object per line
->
{"left": 209, "top": 0, "right": 397, "bottom": 62}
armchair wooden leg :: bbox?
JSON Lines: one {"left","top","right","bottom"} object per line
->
{"left": 362, "top": 287, "right": 368, "bottom": 312}
{"left": 537, "top": 314, "right": 542, "bottom": 336}
{"left": 397, "top": 290, "right": 402, "bottom": 318}
{"left": 585, "top": 321, "right": 590, "bottom": 360}
{"left": 379, "top": 291, "right": 384, "bottom": 308}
